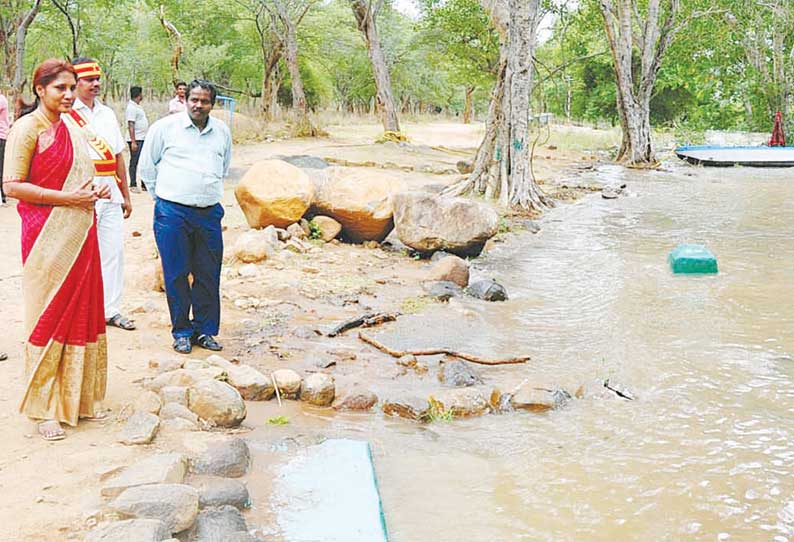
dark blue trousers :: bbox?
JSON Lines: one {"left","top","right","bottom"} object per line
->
{"left": 154, "top": 198, "right": 224, "bottom": 340}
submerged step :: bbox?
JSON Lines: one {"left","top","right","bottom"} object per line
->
{"left": 272, "top": 439, "right": 389, "bottom": 542}
{"left": 668, "top": 244, "right": 718, "bottom": 274}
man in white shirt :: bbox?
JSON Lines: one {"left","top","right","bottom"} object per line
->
{"left": 125, "top": 86, "right": 149, "bottom": 193}
{"left": 72, "top": 57, "right": 136, "bottom": 331}
{"left": 138, "top": 80, "right": 231, "bottom": 354}
{"left": 168, "top": 81, "right": 187, "bottom": 115}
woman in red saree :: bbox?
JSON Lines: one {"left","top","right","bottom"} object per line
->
{"left": 3, "top": 59, "right": 111, "bottom": 440}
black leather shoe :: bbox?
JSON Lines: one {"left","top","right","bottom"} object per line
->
{"left": 173, "top": 336, "right": 192, "bottom": 354}
{"left": 195, "top": 334, "right": 223, "bottom": 351}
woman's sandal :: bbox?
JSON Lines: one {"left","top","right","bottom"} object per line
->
{"left": 81, "top": 410, "right": 111, "bottom": 422}
{"left": 38, "top": 420, "right": 66, "bottom": 441}
{"left": 107, "top": 314, "right": 136, "bottom": 331}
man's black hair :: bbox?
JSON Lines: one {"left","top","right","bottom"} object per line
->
{"left": 188, "top": 80, "right": 217, "bottom": 105}
{"left": 175, "top": 81, "right": 187, "bottom": 88}
{"left": 71, "top": 56, "right": 95, "bottom": 66}
{"left": 130, "top": 86, "right": 142, "bottom": 99}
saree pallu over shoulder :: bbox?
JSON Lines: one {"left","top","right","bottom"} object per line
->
{"left": 16, "top": 112, "right": 107, "bottom": 426}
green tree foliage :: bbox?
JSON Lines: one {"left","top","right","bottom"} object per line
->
{"left": 3, "top": 0, "right": 790, "bottom": 137}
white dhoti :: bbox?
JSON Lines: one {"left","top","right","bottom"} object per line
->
{"left": 96, "top": 199, "right": 124, "bottom": 320}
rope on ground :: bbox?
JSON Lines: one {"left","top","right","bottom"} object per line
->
{"left": 358, "top": 332, "right": 530, "bottom": 366}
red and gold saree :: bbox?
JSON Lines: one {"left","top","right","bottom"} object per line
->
{"left": 3, "top": 110, "right": 107, "bottom": 426}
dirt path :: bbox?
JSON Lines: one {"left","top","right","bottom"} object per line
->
{"left": 0, "top": 121, "right": 596, "bottom": 540}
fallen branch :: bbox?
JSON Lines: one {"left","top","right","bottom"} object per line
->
{"left": 328, "top": 312, "right": 400, "bottom": 337}
{"left": 358, "top": 332, "right": 530, "bottom": 366}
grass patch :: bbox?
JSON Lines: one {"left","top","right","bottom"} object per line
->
{"left": 308, "top": 220, "right": 323, "bottom": 241}
{"left": 400, "top": 296, "right": 435, "bottom": 314}
{"left": 427, "top": 399, "right": 455, "bottom": 423}
{"left": 268, "top": 416, "right": 290, "bottom": 425}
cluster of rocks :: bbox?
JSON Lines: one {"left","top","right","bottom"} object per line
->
{"left": 119, "top": 355, "right": 343, "bottom": 446}
{"left": 233, "top": 157, "right": 500, "bottom": 255}
{"left": 382, "top": 360, "right": 632, "bottom": 422}
{"left": 421, "top": 252, "right": 508, "bottom": 303}
{"left": 87, "top": 439, "right": 262, "bottom": 541}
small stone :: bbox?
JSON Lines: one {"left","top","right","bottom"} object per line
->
{"left": 287, "top": 222, "right": 307, "bottom": 240}
{"left": 284, "top": 238, "right": 311, "bottom": 253}
{"left": 119, "top": 411, "right": 160, "bottom": 445}
{"left": 160, "top": 402, "right": 200, "bottom": 424}
{"left": 149, "top": 355, "right": 184, "bottom": 373}
{"left": 292, "top": 325, "right": 318, "bottom": 339}
{"left": 465, "top": 279, "right": 508, "bottom": 301}
{"left": 382, "top": 396, "right": 430, "bottom": 421}
{"left": 311, "top": 215, "right": 342, "bottom": 242}
{"left": 601, "top": 186, "right": 621, "bottom": 199}
{"left": 275, "top": 228, "right": 291, "bottom": 242}
{"left": 109, "top": 484, "right": 199, "bottom": 534}
{"left": 187, "top": 505, "right": 247, "bottom": 541}
{"left": 187, "top": 379, "right": 247, "bottom": 428}
{"left": 131, "top": 230, "right": 142, "bottom": 237}
{"left": 429, "top": 388, "right": 490, "bottom": 417}
{"left": 510, "top": 385, "right": 571, "bottom": 412}
{"left": 160, "top": 418, "right": 199, "bottom": 433}
{"left": 160, "top": 386, "right": 189, "bottom": 407}
{"left": 363, "top": 240, "right": 380, "bottom": 249}
{"left": 426, "top": 255, "right": 469, "bottom": 288}
{"left": 272, "top": 369, "right": 302, "bottom": 399}
{"left": 299, "top": 373, "right": 335, "bottom": 406}
{"left": 421, "top": 280, "right": 463, "bottom": 301}
{"left": 205, "top": 356, "right": 274, "bottom": 401}
{"left": 134, "top": 391, "right": 162, "bottom": 415}
{"left": 438, "top": 359, "right": 483, "bottom": 387}
{"left": 190, "top": 476, "right": 250, "bottom": 510}
{"left": 146, "top": 368, "right": 226, "bottom": 393}
{"left": 333, "top": 389, "right": 378, "bottom": 411}
{"left": 101, "top": 454, "right": 189, "bottom": 498}
{"left": 190, "top": 438, "right": 251, "bottom": 478}
{"left": 430, "top": 250, "right": 453, "bottom": 262}
{"left": 86, "top": 519, "right": 169, "bottom": 542}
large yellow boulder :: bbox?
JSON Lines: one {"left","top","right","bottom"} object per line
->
{"left": 235, "top": 160, "right": 315, "bottom": 229}
{"left": 313, "top": 167, "right": 403, "bottom": 243}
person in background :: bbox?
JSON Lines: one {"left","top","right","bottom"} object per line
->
{"left": 168, "top": 81, "right": 187, "bottom": 115}
{"left": 71, "top": 56, "right": 135, "bottom": 331}
{"left": 125, "top": 86, "right": 149, "bottom": 193}
{"left": 0, "top": 88, "right": 8, "bottom": 204}
{"left": 3, "top": 59, "right": 111, "bottom": 440}
{"left": 138, "top": 80, "right": 231, "bottom": 354}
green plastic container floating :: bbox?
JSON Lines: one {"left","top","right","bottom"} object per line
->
{"left": 668, "top": 244, "right": 718, "bottom": 274}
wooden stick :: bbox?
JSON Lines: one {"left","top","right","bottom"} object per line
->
{"left": 271, "top": 373, "right": 282, "bottom": 407}
{"left": 328, "top": 312, "right": 400, "bottom": 337}
{"left": 358, "top": 332, "right": 530, "bottom": 366}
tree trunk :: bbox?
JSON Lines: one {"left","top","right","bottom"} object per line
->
{"left": 283, "top": 19, "right": 307, "bottom": 116}
{"left": 351, "top": 0, "right": 401, "bottom": 133}
{"left": 159, "top": 6, "right": 183, "bottom": 84}
{"left": 444, "top": 0, "right": 547, "bottom": 211}
{"left": 261, "top": 44, "right": 282, "bottom": 120}
{"left": 10, "top": 0, "right": 42, "bottom": 92}
{"left": 599, "top": 0, "right": 681, "bottom": 165}
{"left": 463, "top": 85, "right": 475, "bottom": 124}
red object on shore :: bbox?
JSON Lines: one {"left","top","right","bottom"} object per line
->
{"left": 769, "top": 111, "right": 786, "bottom": 147}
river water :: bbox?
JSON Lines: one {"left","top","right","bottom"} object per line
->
{"left": 250, "top": 160, "right": 794, "bottom": 542}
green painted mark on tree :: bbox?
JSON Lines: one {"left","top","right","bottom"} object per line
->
{"left": 495, "top": 147, "right": 502, "bottom": 161}
{"left": 514, "top": 138, "right": 523, "bottom": 150}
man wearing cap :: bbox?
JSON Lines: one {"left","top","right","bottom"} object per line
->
{"left": 71, "top": 57, "right": 136, "bottom": 331}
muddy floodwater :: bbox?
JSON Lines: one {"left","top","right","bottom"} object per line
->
{"left": 248, "top": 161, "right": 794, "bottom": 542}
